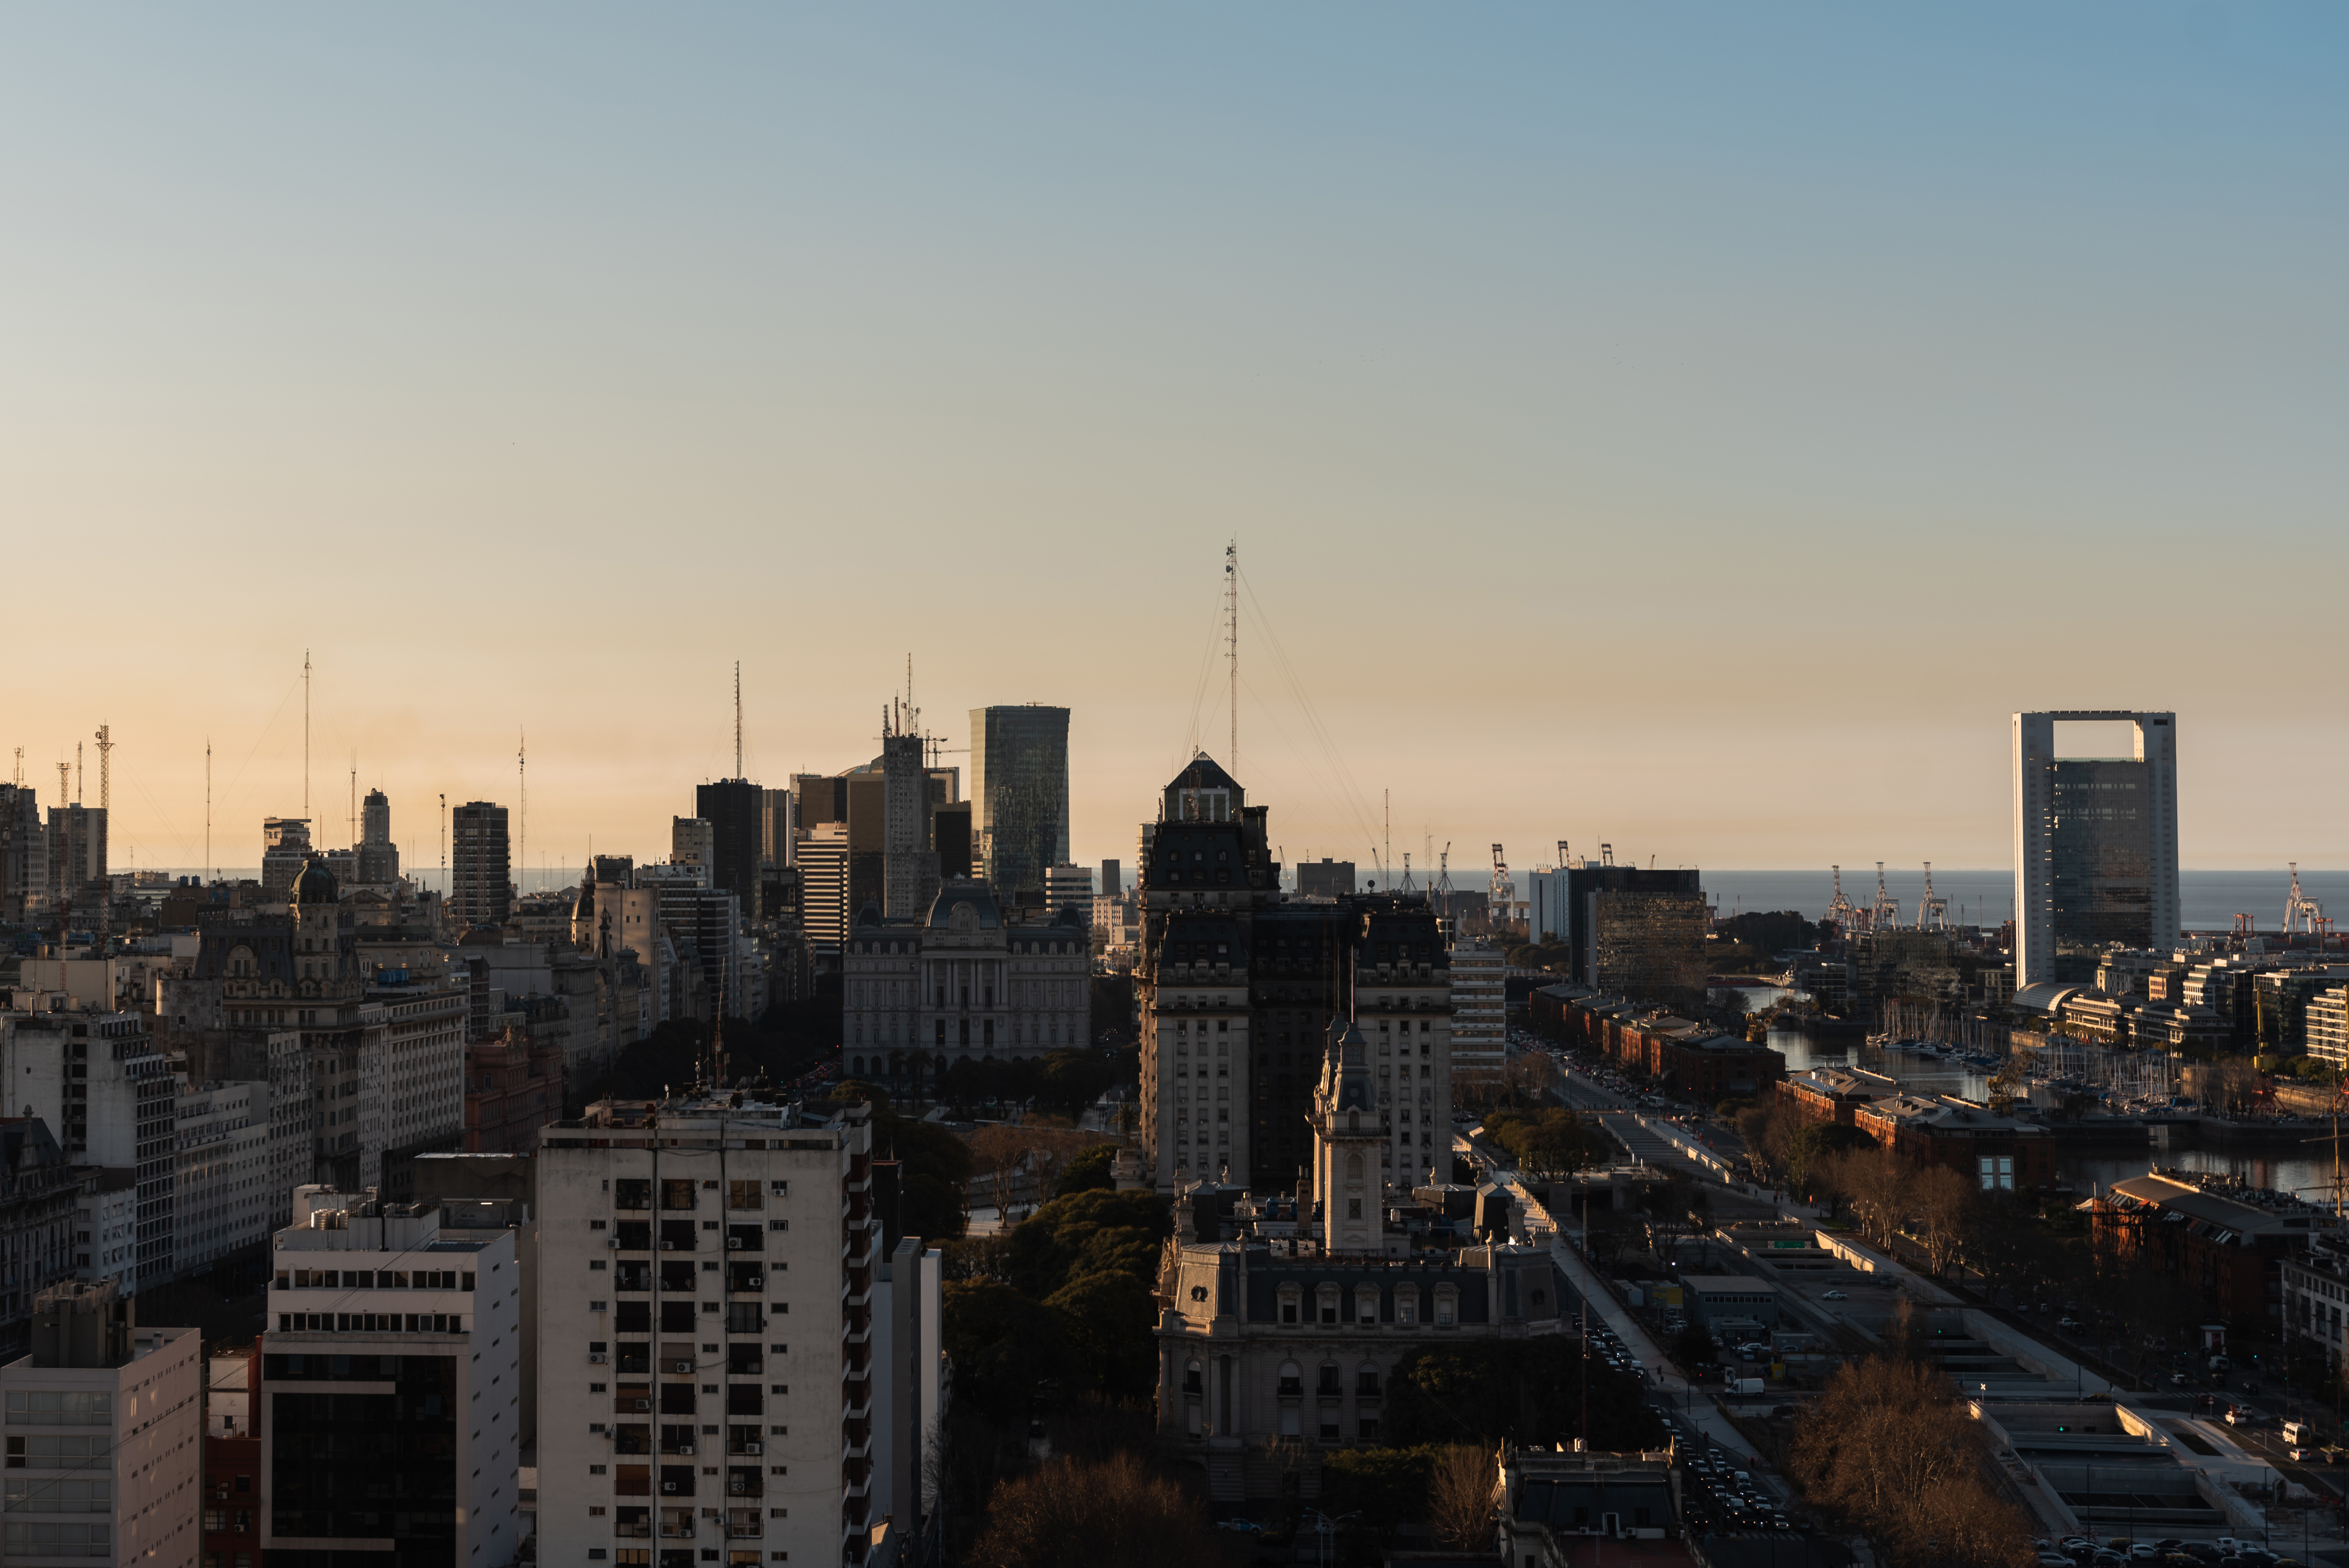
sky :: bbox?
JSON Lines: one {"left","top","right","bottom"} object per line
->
{"left": 3, "top": 5, "right": 2343, "bottom": 885}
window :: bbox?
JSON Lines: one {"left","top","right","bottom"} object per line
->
{"left": 1277, "top": 1363, "right": 1302, "bottom": 1397}
{"left": 1316, "top": 1364, "right": 1340, "bottom": 1396}
{"left": 1978, "top": 1155, "right": 2015, "bottom": 1191}
{"left": 1183, "top": 1360, "right": 1203, "bottom": 1395}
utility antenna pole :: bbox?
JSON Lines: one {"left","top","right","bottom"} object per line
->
{"left": 75, "top": 742, "right": 83, "bottom": 805}
{"left": 92, "top": 726, "right": 113, "bottom": 948}
{"left": 349, "top": 757, "right": 357, "bottom": 850}
{"left": 303, "top": 649, "right": 311, "bottom": 819}
{"left": 1384, "top": 789, "right": 1391, "bottom": 889}
{"left": 205, "top": 739, "right": 212, "bottom": 881}
{"left": 1225, "top": 539, "right": 1238, "bottom": 776}
{"left": 10, "top": 747, "right": 19, "bottom": 785}
{"left": 518, "top": 728, "right": 527, "bottom": 899}
{"left": 439, "top": 792, "right": 448, "bottom": 907}
{"left": 56, "top": 760, "right": 68, "bottom": 808}
{"left": 734, "top": 661, "right": 743, "bottom": 780}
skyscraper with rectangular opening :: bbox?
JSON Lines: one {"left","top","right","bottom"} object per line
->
{"left": 2013, "top": 711, "right": 2179, "bottom": 988}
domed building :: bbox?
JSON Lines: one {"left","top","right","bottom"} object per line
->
{"left": 838, "top": 877, "right": 1091, "bottom": 1091}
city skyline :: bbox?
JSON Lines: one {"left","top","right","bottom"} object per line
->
{"left": 6, "top": 7, "right": 2344, "bottom": 875}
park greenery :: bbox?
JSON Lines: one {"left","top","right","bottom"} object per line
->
{"left": 1480, "top": 1106, "right": 1609, "bottom": 1178}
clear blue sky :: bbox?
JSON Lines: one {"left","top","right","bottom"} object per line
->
{"left": 4, "top": 6, "right": 2342, "bottom": 878}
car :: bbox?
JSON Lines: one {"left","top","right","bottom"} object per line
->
{"left": 2060, "top": 1317, "right": 2083, "bottom": 1331}
{"left": 1212, "top": 1519, "right": 1264, "bottom": 1534}
{"left": 1821, "top": 1290, "right": 1849, "bottom": 1301}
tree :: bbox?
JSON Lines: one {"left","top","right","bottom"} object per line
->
{"left": 1426, "top": 1445, "right": 1498, "bottom": 1549}
{"left": 1789, "top": 1354, "right": 2034, "bottom": 1568}
{"left": 1053, "top": 1141, "right": 1120, "bottom": 1198}
{"left": 966, "top": 1451, "right": 1230, "bottom": 1568}
{"left": 1912, "top": 1164, "right": 1978, "bottom": 1279}
{"left": 1382, "top": 1338, "right": 1662, "bottom": 1452}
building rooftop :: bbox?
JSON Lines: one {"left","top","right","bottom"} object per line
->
{"left": 1858, "top": 1095, "right": 2049, "bottom": 1136}
{"left": 2099, "top": 1170, "right": 2338, "bottom": 1238}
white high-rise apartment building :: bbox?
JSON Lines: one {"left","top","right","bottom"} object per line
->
{"left": 534, "top": 1097, "right": 887, "bottom": 1568}
{"left": 1447, "top": 941, "right": 1506, "bottom": 1090}
{"left": 0, "top": 1280, "right": 200, "bottom": 1568}
{"left": 172, "top": 1080, "right": 269, "bottom": 1274}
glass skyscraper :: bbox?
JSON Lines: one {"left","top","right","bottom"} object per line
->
{"left": 2013, "top": 711, "right": 2180, "bottom": 987}
{"left": 968, "top": 705, "right": 1069, "bottom": 900}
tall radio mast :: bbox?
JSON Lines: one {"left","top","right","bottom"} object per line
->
{"left": 734, "top": 661, "right": 743, "bottom": 780}
{"left": 1225, "top": 540, "right": 1239, "bottom": 776}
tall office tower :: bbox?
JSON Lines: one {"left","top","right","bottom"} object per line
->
{"left": 760, "top": 787, "right": 794, "bottom": 869}
{"left": 357, "top": 787, "right": 401, "bottom": 883}
{"left": 43, "top": 804, "right": 107, "bottom": 909}
{"left": 534, "top": 1096, "right": 941, "bottom": 1568}
{"left": 968, "top": 705, "right": 1069, "bottom": 901}
{"left": 264, "top": 1189, "right": 523, "bottom": 1568}
{"left": 696, "top": 779, "right": 765, "bottom": 909}
{"left": 1099, "top": 859, "right": 1122, "bottom": 898}
{"left": 2013, "top": 711, "right": 2180, "bottom": 988}
{"left": 1043, "top": 863, "right": 1094, "bottom": 920}
{"left": 260, "top": 816, "right": 313, "bottom": 896}
{"left": 1560, "top": 864, "right": 1709, "bottom": 999}
{"left": 1, "top": 1281, "right": 199, "bottom": 1568}
{"left": 1135, "top": 755, "right": 1451, "bottom": 1191}
{"left": 797, "top": 823, "right": 850, "bottom": 950}
{"left": 0, "top": 783, "right": 50, "bottom": 922}
{"left": 880, "top": 724, "right": 940, "bottom": 919}
{"left": 671, "top": 816, "right": 716, "bottom": 881}
{"left": 451, "top": 802, "right": 513, "bottom": 929}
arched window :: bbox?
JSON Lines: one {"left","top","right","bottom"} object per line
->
{"left": 1277, "top": 1362, "right": 1302, "bottom": 1397}
{"left": 1183, "top": 1358, "right": 1203, "bottom": 1394}
{"left": 1356, "top": 1361, "right": 1381, "bottom": 1396}
{"left": 1393, "top": 1286, "right": 1419, "bottom": 1326}
{"left": 1316, "top": 1361, "right": 1341, "bottom": 1396}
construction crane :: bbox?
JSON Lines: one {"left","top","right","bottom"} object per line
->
{"left": 1825, "top": 865, "right": 1859, "bottom": 933}
{"left": 1489, "top": 844, "right": 1515, "bottom": 931}
{"left": 1870, "top": 861, "right": 1900, "bottom": 932}
{"left": 1918, "top": 862, "right": 1949, "bottom": 932}
{"left": 2285, "top": 863, "right": 2325, "bottom": 938}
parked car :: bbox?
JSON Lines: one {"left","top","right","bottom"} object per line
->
{"left": 1821, "top": 1290, "right": 1849, "bottom": 1301}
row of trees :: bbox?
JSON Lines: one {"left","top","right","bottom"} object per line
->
{"left": 1481, "top": 1107, "right": 1611, "bottom": 1178}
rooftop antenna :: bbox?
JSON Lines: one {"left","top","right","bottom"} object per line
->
{"left": 1384, "top": 790, "right": 1391, "bottom": 890}
{"left": 518, "top": 727, "right": 527, "bottom": 899}
{"left": 348, "top": 755, "right": 357, "bottom": 850}
{"left": 75, "top": 741, "right": 83, "bottom": 805}
{"left": 11, "top": 747, "right": 19, "bottom": 785}
{"left": 205, "top": 739, "right": 212, "bottom": 882}
{"left": 92, "top": 725, "right": 113, "bottom": 948}
{"left": 734, "top": 661, "right": 743, "bottom": 780}
{"left": 303, "top": 648, "right": 311, "bottom": 818}
{"left": 56, "top": 759, "right": 68, "bottom": 809}
{"left": 1225, "top": 539, "right": 1238, "bottom": 776}
{"left": 439, "top": 792, "right": 447, "bottom": 907}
